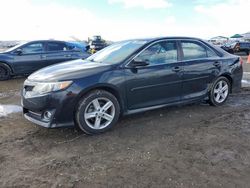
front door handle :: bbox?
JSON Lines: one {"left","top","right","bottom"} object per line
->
{"left": 172, "top": 66, "right": 181, "bottom": 72}
{"left": 64, "top": 54, "right": 72, "bottom": 57}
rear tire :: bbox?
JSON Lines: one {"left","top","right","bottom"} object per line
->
{"left": 209, "top": 77, "right": 231, "bottom": 106}
{"left": 75, "top": 90, "right": 120, "bottom": 135}
{"left": 0, "top": 64, "right": 11, "bottom": 81}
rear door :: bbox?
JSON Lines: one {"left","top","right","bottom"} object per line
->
{"left": 44, "top": 41, "right": 72, "bottom": 66}
{"left": 12, "top": 42, "right": 46, "bottom": 74}
{"left": 179, "top": 40, "right": 221, "bottom": 101}
{"left": 125, "top": 40, "right": 183, "bottom": 109}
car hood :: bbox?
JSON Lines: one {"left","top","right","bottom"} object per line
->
{"left": 0, "top": 52, "right": 11, "bottom": 60}
{"left": 0, "top": 51, "right": 7, "bottom": 55}
{"left": 28, "top": 59, "right": 113, "bottom": 82}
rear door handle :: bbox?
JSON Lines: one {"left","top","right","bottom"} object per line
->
{"left": 172, "top": 66, "right": 181, "bottom": 72}
{"left": 40, "top": 55, "right": 47, "bottom": 59}
{"left": 213, "top": 61, "right": 221, "bottom": 67}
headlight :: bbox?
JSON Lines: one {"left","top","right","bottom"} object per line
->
{"left": 24, "top": 81, "right": 73, "bottom": 98}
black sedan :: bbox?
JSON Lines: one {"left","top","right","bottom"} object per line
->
{"left": 0, "top": 40, "right": 90, "bottom": 80}
{"left": 221, "top": 42, "right": 250, "bottom": 55}
{"left": 21, "top": 37, "right": 243, "bottom": 135}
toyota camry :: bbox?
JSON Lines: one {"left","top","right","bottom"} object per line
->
{"left": 21, "top": 37, "right": 243, "bottom": 134}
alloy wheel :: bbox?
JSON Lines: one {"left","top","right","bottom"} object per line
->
{"left": 84, "top": 97, "right": 115, "bottom": 130}
{"left": 213, "top": 80, "right": 229, "bottom": 103}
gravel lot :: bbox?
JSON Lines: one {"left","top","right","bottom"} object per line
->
{"left": 0, "top": 56, "right": 250, "bottom": 188}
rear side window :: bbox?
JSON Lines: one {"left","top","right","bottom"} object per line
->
{"left": 47, "top": 42, "right": 67, "bottom": 52}
{"left": 181, "top": 41, "right": 219, "bottom": 60}
{"left": 181, "top": 42, "right": 207, "bottom": 60}
{"left": 67, "top": 43, "right": 82, "bottom": 51}
{"left": 67, "top": 43, "right": 77, "bottom": 50}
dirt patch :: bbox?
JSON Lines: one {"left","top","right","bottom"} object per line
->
{"left": 1, "top": 81, "right": 250, "bottom": 187}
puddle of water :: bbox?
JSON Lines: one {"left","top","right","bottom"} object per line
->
{"left": 0, "top": 104, "right": 22, "bottom": 117}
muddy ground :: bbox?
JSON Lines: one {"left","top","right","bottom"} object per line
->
{"left": 0, "top": 57, "right": 250, "bottom": 188}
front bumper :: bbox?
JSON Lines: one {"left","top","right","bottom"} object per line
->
{"left": 22, "top": 88, "right": 77, "bottom": 128}
{"left": 23, "top": 113, "right": 73, "bottom": 128}
{"left": 24, "top": 112, "right": 51, "bottom": 128}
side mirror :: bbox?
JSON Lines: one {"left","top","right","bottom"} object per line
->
{"left": 85, "top": 45, "right": 90, "bottom": 51}
{"left": 14, "top": 49, "right": 23, "bottom": 55}
{"left": 130, "top": 59, "right": 149, "bottom": 67}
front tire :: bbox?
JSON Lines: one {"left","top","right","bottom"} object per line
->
{"left": 75, "top": 90, "right": 120, "bottom": 135}
{"left": 0, "top": 64, "right": 11, "bottom": 81}
{"left": 209, "top": 77, "right": 230, "bottom": 106}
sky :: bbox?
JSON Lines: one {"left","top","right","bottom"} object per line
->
{"left": 0, "top": 0, "right": 249, "bottom": 41}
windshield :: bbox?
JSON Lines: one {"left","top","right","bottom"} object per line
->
{"left": 87, "top": 40, "right": 148, "bottom": 64}
{"left": 4, "top": 42, "right": 27, "bottom": 52}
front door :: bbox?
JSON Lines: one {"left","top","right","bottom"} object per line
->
{"left": 12, "top": 42, "right": 46, "bottom": 74}
{"left": 125, "top": 40, "right": 183, "bottom": 110}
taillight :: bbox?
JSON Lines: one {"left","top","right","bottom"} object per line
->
{"left": 240, "top": 57, "right": 243, "bottom": 65}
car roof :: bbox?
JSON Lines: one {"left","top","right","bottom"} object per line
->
{"left": 27, "top": 40, "right": 67, "bottom": 43}
{"left": 32, "top": 37, "right": 204, "bottom": 44}
{"left": 150, "top": 36, "right": 202, "bottom": 41}
{"left": 120, "top": 36, "right": 204, "bottom": 43}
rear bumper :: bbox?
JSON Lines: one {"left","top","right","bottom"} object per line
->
{"left": 231, "top": 65, "right": 243, "bottom": 93}
{"left": 232, "top": 80, "right": 242, "bottom": 93}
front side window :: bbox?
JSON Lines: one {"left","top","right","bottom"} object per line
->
{"left": 47, "top": 42, "right": 67, "bottom": 52}
{"left": 136, "top": 41, "right": 178, "bottom": 65}
{"left": 182, "top": 42, "right": 207, "bottom": 60}
{"left": 21, "top": 43, "right": 44, "bottom": 54}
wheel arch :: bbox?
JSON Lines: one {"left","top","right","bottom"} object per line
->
{"left": 74, "top": 84, "right": 125, "bottom": 115}
{"left": 0, "top": 61, "right": 14, "bottom": 74}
